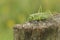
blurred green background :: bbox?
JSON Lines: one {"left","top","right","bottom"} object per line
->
{"left": 0, "top": 0, "right": 60, "bottom": 40}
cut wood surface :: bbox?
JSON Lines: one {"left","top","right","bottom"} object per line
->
{"left": 13, "top": 13, "right": 60, "bottom": 40}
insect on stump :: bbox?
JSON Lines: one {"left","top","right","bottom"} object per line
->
{"left": 13, "top": 19, "right": 58, "bottom": 40}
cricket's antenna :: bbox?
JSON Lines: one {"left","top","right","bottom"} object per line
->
{"left": 38, "top": 5, "right": 42, "bottom": 13}
{"left": 46, "top": 10, "right": 53, "bottom": 17}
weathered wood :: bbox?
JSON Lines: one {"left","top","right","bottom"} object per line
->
{"left": 13, "top": 13, "right": 60, "bottom": 40}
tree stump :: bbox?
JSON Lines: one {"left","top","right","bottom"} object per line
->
{"left": 13, "top": 13, "right": 60, "bottom": 40}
